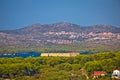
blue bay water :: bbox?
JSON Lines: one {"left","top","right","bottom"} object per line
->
{"left": 0, "top": 52, "right": 41, "bottom": 58}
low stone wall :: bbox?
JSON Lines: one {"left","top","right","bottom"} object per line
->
{"left": 41, "top": 53, "right": 79, "bottom": 57}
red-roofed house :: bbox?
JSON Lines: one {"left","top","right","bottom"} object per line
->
{"left": 93, "top": 71, "right": 106, "bottom": 79}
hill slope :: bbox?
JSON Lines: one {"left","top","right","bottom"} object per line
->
{"left": 0, "top": 22, "right": 120, "bottom": 53}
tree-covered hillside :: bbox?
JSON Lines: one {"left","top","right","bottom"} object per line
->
{"left": 0, "top": 39, "right": 120, "bottom": 54}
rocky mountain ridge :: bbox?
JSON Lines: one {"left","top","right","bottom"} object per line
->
{"left": 0, "top": 22, "right": 120, "bottom": 49}
{"left": 1, "top": 22, "right": 120, "bottom": 34}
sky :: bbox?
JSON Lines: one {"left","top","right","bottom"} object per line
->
{"left": 0, "top": 0, "right": 120, "bottom": 30}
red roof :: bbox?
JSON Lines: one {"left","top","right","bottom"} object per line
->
{"left": 93, "top": 71, "right": 106, "bottom": 76}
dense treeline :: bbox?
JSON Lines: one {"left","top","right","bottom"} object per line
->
{"left": 1, "top": 43, "right": 120, "bottom": 54}
{"left": 0, "top": 51, "right": 120, "bottom": 80}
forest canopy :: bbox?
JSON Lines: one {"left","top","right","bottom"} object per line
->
{"left": 0, "top": 51, "right": 120, "bottom": 80}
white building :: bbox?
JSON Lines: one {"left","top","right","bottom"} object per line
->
{"left": 41, "top": 53, "right": 79, "bottom": 57}
{"left": 112, "top": 70, "right": 120, "bottom": 79}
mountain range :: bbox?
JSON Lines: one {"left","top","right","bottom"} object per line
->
{"left": 1, "top": 22, "right": 120, "bottom": 34}
{"left": 0, "top": 22, "right": 120, "bottom": 52}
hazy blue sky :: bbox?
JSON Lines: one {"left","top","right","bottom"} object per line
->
{"left": 0, "top": 0, "right": 120, "bottom": 30}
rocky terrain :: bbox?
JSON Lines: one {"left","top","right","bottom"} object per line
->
{"left": 0, "top": 22, "right": 120, "bottom": 51}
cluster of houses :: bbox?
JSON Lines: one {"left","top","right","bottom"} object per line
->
{"left": 46, "top": 39, "right": 73, "bottom": 44}
{"left": 43, "top": 31, "right": 120, "bottom": 44}
{"left": 93, "top": 70, "right": 120, "bottom": 79}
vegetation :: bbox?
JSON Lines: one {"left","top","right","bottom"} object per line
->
{"left": 1, "top": 41, "right": 120, "bottom": 54}
{"left": 0, "top": 51, "right": 120, "bottom": 80}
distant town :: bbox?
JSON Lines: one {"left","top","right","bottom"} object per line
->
{"left": 0, "top": 22, "right": 120, "bottom": 53}
{"left": 43, "top": 31, "right": 120, "bottom": 44}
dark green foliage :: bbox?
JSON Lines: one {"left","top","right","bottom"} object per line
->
{"left": 0, "top": 51, "right": 120, "bottom": 80}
